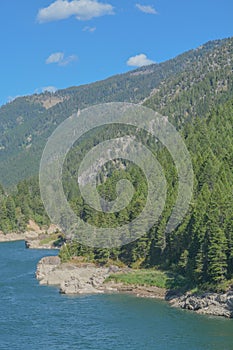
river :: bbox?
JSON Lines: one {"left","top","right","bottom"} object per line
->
{"left": 0, "top": 241, "right": 233, "bottom": 350}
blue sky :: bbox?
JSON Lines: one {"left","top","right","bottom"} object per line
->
{"left": 0, "top": 0, "right": 232, "bottom": 106}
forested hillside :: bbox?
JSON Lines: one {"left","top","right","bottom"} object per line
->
{"left": 0, "top": 37, "right": 232, "bottom": 291}
{"left": 0, "top": 37, "right": 232, "bottom": 186}
{"left": 58, "top": 98, "right": 233, "bottom": 290}
{"left": 0, "top": 178, "right": 49, "bottom": 233}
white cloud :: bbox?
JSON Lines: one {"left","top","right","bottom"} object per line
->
{"left": 136, "top": 4, "right": 157, "bottom": 14}
{"left": 42, "top": 86, "right": 58, "bottom": 93}
{"left": 46, "top": 52, "right": 64, "bottom": 64}
{"left": 37, "top": 0, "right": 114, "bottom": 23}
{"left": 60, "top": 54, "right": 77, "bottom": 66}
{"left": 45, "top": 52, "right": 77, "bottom": 66}
{"left": 82, "top": 26, "right": 96, "bottom": 32}
{"left": 127, "top": 54, "right": 155, "bottom": 67}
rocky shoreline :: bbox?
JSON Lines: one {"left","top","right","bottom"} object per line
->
{"left": 0, "top": 231, "right": 39, "bottom": 243}
{"left": 36, "top": 256, "right": 233, "bottom": 318}
{"left": 0, "top": 222, "right": 62, "bottom": 249}
{"left": 2, "top": 225, "right": 233, "bottom": 319}
{"left": 167, "top": 291, "right": 233, "bottom": 318}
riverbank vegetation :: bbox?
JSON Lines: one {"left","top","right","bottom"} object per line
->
{"left": 105, "top": 269, "right": 188, "bottom": 290}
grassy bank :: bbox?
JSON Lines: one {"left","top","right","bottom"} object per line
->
{"left": 105, "top": 269, "right": 188, "bottom": 290}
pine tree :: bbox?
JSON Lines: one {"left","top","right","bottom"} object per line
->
{"left": 202, "top": 188, "right": 228, "bottom": 284}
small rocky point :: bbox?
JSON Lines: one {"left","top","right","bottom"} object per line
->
{"left": 36, "top": 256, "right": 122, "bottom": 295}
{"left": 167, "top": 291, "right": 233, "bottom": 318}
{"left": 0, "top": 221, "right": 61, "bottom": 249}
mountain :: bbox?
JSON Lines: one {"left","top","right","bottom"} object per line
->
{"left": 0, "top": 37, "right": 233, "bottom": 291}
{"left": 0, "top": 37, "right": 232, "bottom": 186}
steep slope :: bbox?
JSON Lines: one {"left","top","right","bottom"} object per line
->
{"left": 0, "top": 37, "right": 232, "bottom": 186}
{"left": 145, "top": 37, "right": 233, "bottom": 125}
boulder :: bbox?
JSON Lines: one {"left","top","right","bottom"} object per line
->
{"left": 36, "top": 258, "right": 112, "bottom": 294}
{"left": 36, "top": 256, "right": 61, "bottom": 281}
{"left": 168, "top": 291, "right": 233, "bottom": 318}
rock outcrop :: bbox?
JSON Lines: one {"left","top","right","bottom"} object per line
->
{"left": 36, "top": 257, "right": 166, "bottom": 298}
{"left": 36, "top": 256, "right": 118, "bottom": 294}
{"left": 36, "top": 256, "right": 61, "bottom": 281}
{"left": 167, "top": 291, "right": 233, "bottom": 318}
{"left": 25, "top": 224, "right": 62, "bottom": 249}
{"left": 25, "top": 236, "right": 60, "bottom": 250}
